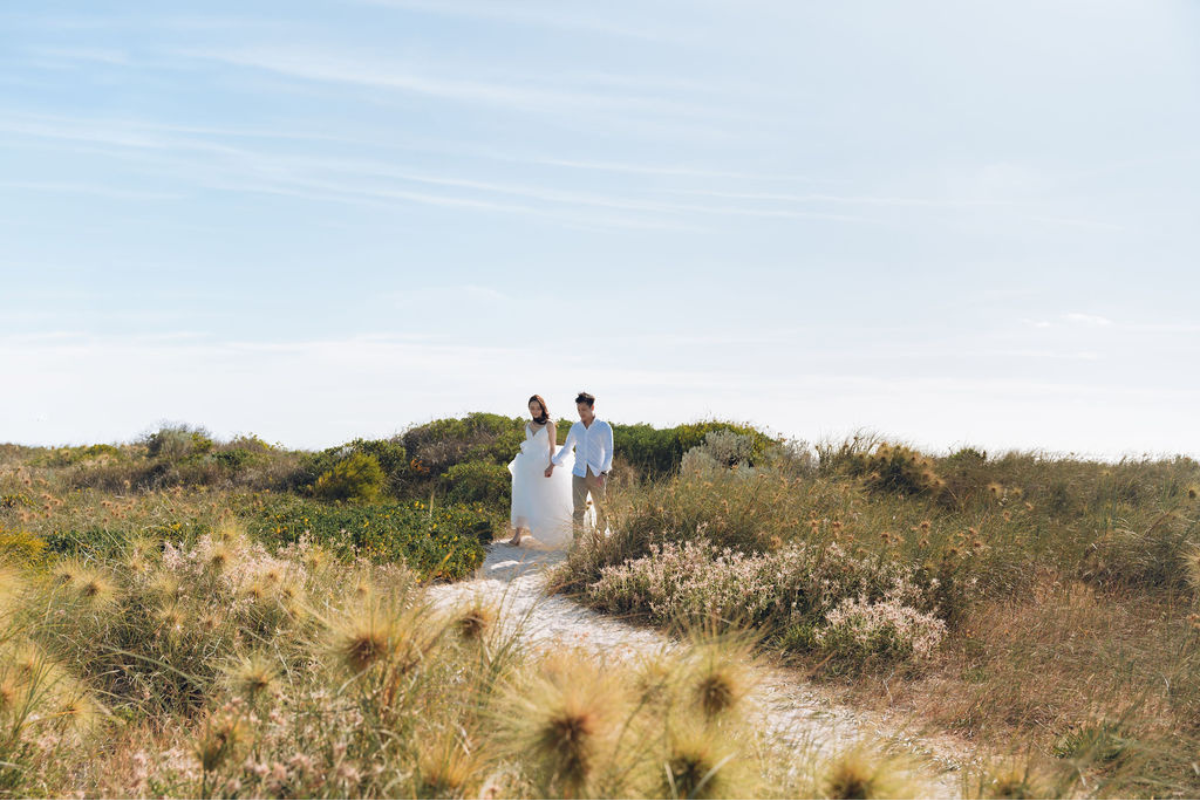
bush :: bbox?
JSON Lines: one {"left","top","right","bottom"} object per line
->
{"left": 440, "top": 461, "right": 511, "bottom": 506}
{"left": 401, "top": 413, "right": 525, "bottom": 476}
{"left": 299, "top": 438, "right": 409, "bottom": 495}
{"left": 0, "top": 525, "right": 47, "bottom": 568}
{"left": 613, "top": 421, "right": 774, "bottom": 477}
{"left": 313, "top": 453, "right": 386, "bottom": 503}
{"left": 584, "top": 539, "right": 941, "bottom": 639}
{"left": 848, "top": 442, "right": 945, "bottom": 497}
{"left": 815, "top": 594, "right": 947, "bottom": 663}
{"left": 212, "top": 448, "right": 261, "bottom": 472}
{"left": 144, "top": 424, "right": 214, "bottom": 461}
{"left": 681, "top": 429, "right": 761, "bottom": 477}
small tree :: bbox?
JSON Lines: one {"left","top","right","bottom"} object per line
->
{"left": 314, "top": 453, "right": 386, "bottom": 502}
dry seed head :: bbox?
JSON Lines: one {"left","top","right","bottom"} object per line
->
{"left": 303, "top": 546, "right": 331, "bottom": 573}
{"left": 823, "top": 746, "right": 920, "bottom": 799}
{"left": 330, "top": 603, "right": 406, "bottom": 673}
{"left": 7, "top": 642, "right": 47, "bottom": 681}
{"left": 0, "top": 678, "right": 18, "bottom": 712}
{"left": 154, "top": 602, "right": 186, "bottom": 635}
{"left": 633, "top": 650, "right": 679, "bottom": 707}
{"left": 276, "top": 578, "right": 306, "bottom": 611}
{"left": 211, "top": 517, "right": 247, "bottom": 546}
{"left": 509, "top": 649, "right": 624, "bottom": 796}
{"left": 416, "top": 734, "right": 477, "bottom": 796}
{"left": 77, "top": 571, "right": 119, "bottom": 606}
{"left": 51, "top": 557, "right": 87, "bottom": 587}
{"left": 149, "top": 572, "right": 183, "bottom": 602}
{"left": 919, "top": 520, "right": 932, "bottom": 531}
{"left": 1183, "top": 547, "right": 1200, "bottom": 594}
{"left": 455, "top": 599, "right": 496, "bottom": 642}
{"left": 688, "top": 639, "right": 755, "bottom": 720}
{"left": 662, "top": 723, "right": 744, "bottom": 800}
{"left": 227, "top": 653, "right": 278, "bottom": 701}
{"left": 981, "top": 758, "right": 1054, "bottom": 799}
{"left": 195, "top": 714, "right": 246, "bottom": 773}
{"left": 987, "top": 482, "right": 1004, "bottom": 498}
{"left": 56, "top": 688, "right": 106, "bottom": 734}
{"left": 207, "top": 545, "right": 232, "bottom": 573}
{"left": 1188, "top": 486, "right": 1199, "bottom": 500}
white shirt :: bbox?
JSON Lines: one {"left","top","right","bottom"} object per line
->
{"left": 552, "top": 418, "right": 614, "bottom": 478}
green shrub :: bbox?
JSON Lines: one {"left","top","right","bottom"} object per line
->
{"left": 144, "top": 424, "right": 214, "bottom": 461}
{"left": 313, "top": 453, "right": 386, "bottom": 502}
{"left": 401, "top": 413, "right": 524, "bottom": 475}
{"left": 81, "top": 443, "right": 121, "bottom": 460}
{"left": 212, "top": 448, "right": 261, "bottom": 472}
{"left": 0, "top": 525, "right": 47, "bottom": 567}
{"left": 250, "top": 497, "right": 490, "bottom": 580}
{"left": 440, "top": 461, "right": 511, "bottom": 506}
{"left": 225, "top": 434, "right": 274, "bottom": 452}
{"left": 300, "top": 437, "right": 409, "bottom": 495}
{"left": 613, "top": 421, "right": 774, "bottom": 477}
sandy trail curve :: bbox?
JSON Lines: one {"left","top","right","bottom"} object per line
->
{"left": 429, "top": 543, "right": 974, "bottom": 797}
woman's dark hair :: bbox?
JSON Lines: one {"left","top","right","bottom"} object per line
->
{"left": 528, "top": 395, "right": 550, "bottom": 424}
{"left": 575, "top": 392, "right": 595, "bottom": 408}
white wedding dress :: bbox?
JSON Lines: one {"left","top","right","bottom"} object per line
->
{"left": 508, "top": 424, "right": 577, "bottom": 548}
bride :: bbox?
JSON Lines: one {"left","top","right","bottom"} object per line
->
{"left": 505, "top": 394, "right": 575, "bottom": 547}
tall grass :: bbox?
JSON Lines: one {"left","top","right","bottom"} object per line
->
{"left": 0, "top": 521, "right": 897, "bottom": 798}
{"left": 550, "top": 438, "right": 1200, "bottom": 797}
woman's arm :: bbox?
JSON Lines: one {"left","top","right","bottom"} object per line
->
{"left": 546, "top": 421, "right": 558, "bottom": 460}
{"left": 550, "top": 423, "right": 575, "bottom": 468}
{"left": 548, "top": 422, "right": 574, "bottom": 476}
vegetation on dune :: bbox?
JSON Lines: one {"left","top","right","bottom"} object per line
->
{"left": 551, "top": 431, "right": 1200, "bottom": 797}
{"left": 3, "top": 417, "right": 1200, "bottom": 797}
{"left": 0, "top": 524, "right": 855, "bottom": 798}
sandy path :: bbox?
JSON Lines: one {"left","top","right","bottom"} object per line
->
{"left": 429, "top": 544, "right": 972, "bottom": 797}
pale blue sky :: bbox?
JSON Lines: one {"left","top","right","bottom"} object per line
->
{"left": 2, "top": 1, "right": 1198, "bottom": 456}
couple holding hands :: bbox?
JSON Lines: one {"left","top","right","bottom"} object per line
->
{"left": 504, "top": 392, "right": 613, "bottom": 548}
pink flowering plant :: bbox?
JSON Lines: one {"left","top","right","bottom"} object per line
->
{"left": 586, "top": 538, "right": 947, "bottom": 664}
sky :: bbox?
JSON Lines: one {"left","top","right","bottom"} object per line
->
{"left": 2, "top": 1, "right": 1198, "bottom": 457}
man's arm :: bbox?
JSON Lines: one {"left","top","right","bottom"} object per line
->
{"left": 599, "top": 422, "right": 614, "bottom": 474}
{"left": 550, "top": 423, "right": 576, "bottom": 468}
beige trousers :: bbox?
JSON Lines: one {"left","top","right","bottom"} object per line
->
{"left": 572, "top": 466, "right": 608, "bottom": 534}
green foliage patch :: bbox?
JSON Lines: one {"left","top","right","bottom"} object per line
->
{"left": 249, "top": 496, "right": 491, "bottom": 580}
{"left": 313, "top": 452, "right": 386, "bottom": 503}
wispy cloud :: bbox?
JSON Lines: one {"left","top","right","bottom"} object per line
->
{"left": 354, "top": 0, "right": 691, "bottom": 44}
{"left": 171, "top": 46, "right": 716, "bottom": 121}
{"left": 0, "top": 180, "right": 184, "bottom": 201}
{"left": 0, "top": 112, "right": 863, "bottom": 229}
{"left": 1063, "top": 312, "right": 1113, "bottom": 326}
{"left": 23, "top": 45, "right": 134, "bottom": 66}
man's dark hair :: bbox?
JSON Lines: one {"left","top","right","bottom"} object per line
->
{"left": 575, "top": 392, "right": 595, "bottom": 407}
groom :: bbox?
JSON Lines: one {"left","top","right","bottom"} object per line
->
{"left": 546, "top": 392, "right": 613, "bottom": 536}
